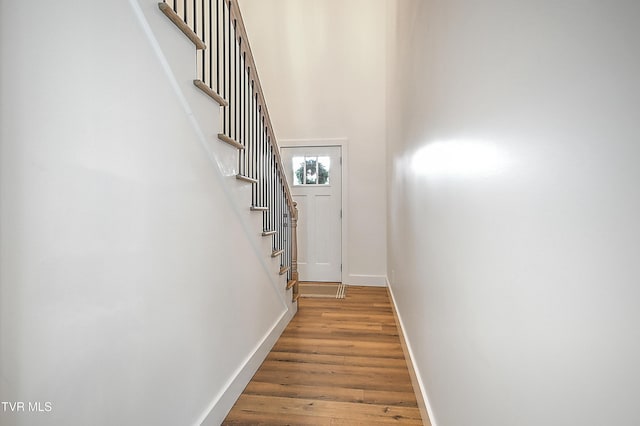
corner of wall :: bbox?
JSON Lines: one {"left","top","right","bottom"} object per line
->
{"left": 386, "top": 276, "right": 437, "bottom": 426}
{"left": 197, "top": 304, "right": 296, "bottom": 425}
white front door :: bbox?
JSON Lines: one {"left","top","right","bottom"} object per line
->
{"left": 281, "top": 146, "right": 342, "bottom": 282}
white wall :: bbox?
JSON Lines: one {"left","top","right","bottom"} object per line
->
{"left": 387, "top": 1, "right": 640, "bottom": 425}
{"left": 238, "top": 0, "right": 388, "bottom": 285}
{"left": 0, "top": 1, "right": 293, "bottom": 425}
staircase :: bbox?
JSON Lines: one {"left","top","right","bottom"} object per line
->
{"left": 157, "top": 0, "right": 299, "bottom": 302}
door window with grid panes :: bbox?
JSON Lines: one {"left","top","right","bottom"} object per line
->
{"left": 292, "top": 156, "right": 331, "bottom": 185}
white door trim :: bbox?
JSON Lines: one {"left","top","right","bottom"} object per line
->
{"left": 279, "top": 138, "right": 348, "bottom": 284}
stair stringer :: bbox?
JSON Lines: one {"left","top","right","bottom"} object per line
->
{"left": 130, "top": 1, "right": 296, "bottom": 424}
{"left": 134, "top": 0, "right": 290, "bottom": 295}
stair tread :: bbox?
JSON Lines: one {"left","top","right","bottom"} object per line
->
{"left": 158, "top": 3, "right": 206, "bottom": 50}
{"left": 236, "top": 174, "right": 258, "bottom": 184}
{"left": 218, "top": 133, "right": 244, "bottom": 150}
{"left": 194, "top": 80, "right": 228, "bottom": 106}
{"left": 279, "top": 265, "right": 291, "bottom": 275}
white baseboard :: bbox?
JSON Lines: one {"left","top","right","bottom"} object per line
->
{"left": 386, "top": 276, "right": 437, "bottom": 426}
{"left": 197, "top": 304, "right": 297, "bottom": 425}
{"left": 346, "top": 274, "right": 387, "bottom": 286}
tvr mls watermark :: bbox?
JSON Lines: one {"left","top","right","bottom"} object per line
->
{"left": 1, "top": 401, "right": 53, "bottom": 413}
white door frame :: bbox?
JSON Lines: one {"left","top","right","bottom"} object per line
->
{"left": 279, "top": 138, "right": 348, "bottom": 284}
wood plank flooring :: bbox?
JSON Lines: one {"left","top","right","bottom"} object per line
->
{"left": 223, "top": 286, "right": 424, "bottom": 425}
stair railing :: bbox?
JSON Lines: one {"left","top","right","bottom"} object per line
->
{"left": 159, "top": 0, "right": 299, "bottom": 301}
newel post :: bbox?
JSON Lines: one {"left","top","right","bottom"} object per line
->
{"left": 291, "top": 201, "right": 299, "bottom": 302}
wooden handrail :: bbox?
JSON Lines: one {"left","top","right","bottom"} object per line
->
{"left": 224, "top": 0, "right": 295, "bottom": 213}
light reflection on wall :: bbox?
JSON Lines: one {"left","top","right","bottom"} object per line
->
{"left": 410, "top": 140, "right": 510, "bottom": 178}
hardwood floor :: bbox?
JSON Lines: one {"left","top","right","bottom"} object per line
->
{"left": 223, "top": 286, "right": 424, "bottom": 425}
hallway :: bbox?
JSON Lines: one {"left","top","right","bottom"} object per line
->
{"left": 223, "top": 286, "right": 425, "bottom": 424}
